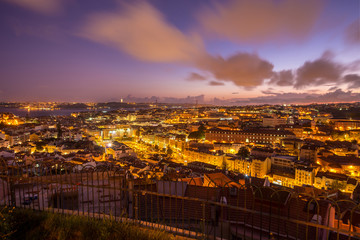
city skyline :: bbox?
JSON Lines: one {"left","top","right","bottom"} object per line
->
{"left": 0, "top": 0, "right": 359, "bottom": 102}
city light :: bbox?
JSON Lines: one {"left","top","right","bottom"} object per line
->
{"left": 0, "top": 0, "right": 359, "bottom": 238}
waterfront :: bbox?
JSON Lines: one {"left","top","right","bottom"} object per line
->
{"left": 0, "top": 108, "right": 88, "bottom": 117}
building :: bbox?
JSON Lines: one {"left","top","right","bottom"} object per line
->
{"left": 300, "top": 145, "right": 318, "bottom": 163}
{"left": 224, "top": 156, "right": 271, "bottom": 178}
{"left": 295, "top": 165, "right": 316, "bottom": 186}
{"left": 314, "top": 171, "right": 358, "bottom": 193}
{"left": 317, "top": 155, "right": 360, "bottom": 176}
{"left": 262, "top": 116, "right": 287, "bottom": 127}
{"left": 271, "top": 170, "right": 296, "bottom": 188}
{"left": 251, "top": 157, "right": 271, "bottom": 178}
{"left": 225, "top": 156, "right": 251, "bottom": 174}
{"left": 250, "top": 147, "right": 274, "bottom": 158}
{"left": 107, "top": 142, "right": 136, "bottom": 160}
{"left": 213, "top": 142, "right": 242, "bottom": 154}
{"left": 281, "top": 137, "right": 303, "bottom": 152}
{"left": 0, "top": 137, "right": 9, "bottom": 148}
{"left": 206, "top": 128, "right": 295, "bottom": 145}
{"left": 183, "top": 148, "right": 226, "bottom": 168}
{"left": 314, "top": 171, "right": 348, "bottom": 191}
{"left": 271, "top": 155, "right": 298, "bottom": 168}
{"left": 334, "top": 120, "right": 360, "bottom": 131}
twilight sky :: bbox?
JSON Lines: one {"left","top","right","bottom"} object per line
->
{"left": 0, "top": 0, "right": 359, "bottom": 103}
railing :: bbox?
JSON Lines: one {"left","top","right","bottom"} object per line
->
{"left": 0, "top": 161, "right": 360, "bottom": 240}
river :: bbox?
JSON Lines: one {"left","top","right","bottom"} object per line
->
{"left": 0, "top": 108, "right": 89, "bottom": 117}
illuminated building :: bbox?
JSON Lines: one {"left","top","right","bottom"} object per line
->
{"left": 314, "top": 171, "right": 348, "bottom": 191}
{"left": 299, "top": 145, "right": 318, "bottom": 163}
{"left": 183, "top": 148, "right": 226, "bottom": 167}
{"left": 251, "top": 157, "right": 271, "bottom": 178}
{"left": 206, "top": 128, "right": 295, "bottom": 145}
{"left": 262, "top": 116, "right": 287, "bottom": 127}
{"left": 295, "top": 166, "right": 315, "bottom": 186}
{"left": 271, "top": 155, "right": 298, "bottom": 168}
{"left": 334, "top": 120, "right": 360, "bottom": 131}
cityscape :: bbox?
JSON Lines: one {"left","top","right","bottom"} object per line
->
{"left": 0, "top": 0, "right": 360, "bottom": 239}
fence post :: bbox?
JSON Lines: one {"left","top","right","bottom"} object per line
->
{"left": 134, "top": 193, "right": 138, "bottom": 222}
{"left": 9, "top": 176, "right": 15, "bottom": 206}
{"left": 202, "top": 201, "right": 206, "bottom": 239}
{"left": 127, "top": 173, "right": 134, "bottom": 219}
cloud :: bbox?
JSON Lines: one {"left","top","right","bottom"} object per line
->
{"left": 79, "top": 2, "right": 357, "bottom": 91}
{"left": 186, "top": 72, "right": 207, "bottom": 81}
{"left": 80, "top": 2, "right": 204, "bottom": 63}
{"left": 3, "top": 0, "right": 63, "bottom": 15}
{"left": 197, "top": 52, "right": 274, "bottom": 88}
{"left": 344, "top": 74, "right": 360, "bottom": 89}
{"left": 328, "top": 86, "right": 339, "bottom": 91}
{"left": 269, "top": 70, "right": 294, "bottom": 86}
{"left": 295, "top": 52, "right": 344, "bottom": 88}
{"left": 208, "top": 81, "right": 224, "bottom": 86}
{"left": 268, "top": 51, "right": 360, "bottom": 90}
{"left": 199, "top": 0, "right": 323, "bottom": 43}
{"left": 80, "top": 2, "right": 275, "bottom": 89}
{"left": 345, "top": 18, "right": 360, "bottom": 45}
{"left": 261, "top": 89, "right": 278, "bottom": 95}
{"left": 222, "top": 89, "right": 360, "bottom": 105}
{"left": 348, "top": 60, "right": 360, "bottom": 71}
{"left": 307, "top": 89, "right": 321, "bottom": 93}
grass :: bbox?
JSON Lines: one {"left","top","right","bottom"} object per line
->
{"left": 1, "top": 208, "right": 183, "bottom": 240}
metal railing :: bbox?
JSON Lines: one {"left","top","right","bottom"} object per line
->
{"left": 0, "top": 161, "right": 360, "bottom": 240}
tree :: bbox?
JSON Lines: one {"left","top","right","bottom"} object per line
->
{"left": 330, "top": 180, "right": 346, "bottom": 190}
{"left": 221, "top": 158, "right": 228, "bottom": 171}
{"left": 166, "top": 147, "right": 173, "bottom": 156}
{"left": 331, "top": 130, "right": 348, "bottom": 141}
{"left": 188, "top": 131, "right": 203, "bottom": 139}
{"left": 198, "top": 124, "right": 206, "bottom": 133}
{"left": 188, "top": 124, "right": 206, "bottom": 140}
{"left": 56, "top": 122, "right": 62, "bottom": 139}
{"left": 135, "top": 129, "right": 141, "bottom": 138}
{"left": 35, "top": 142, "right": 45, "bottom": 151}
{"left": 237, "top": 147, "right": 250, "bottom": 159}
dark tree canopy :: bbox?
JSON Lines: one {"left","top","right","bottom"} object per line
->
{"left": 188, "top": 131, "right": 205, "bottom": 140}
{"left": 237, "top": 146, "right": 250, "bottom": 158}
{"left": 166, "top": 147, "right": 173, "bottom": 156}
{"left": 188, "top": 124, "right": 206, "bottom": 140}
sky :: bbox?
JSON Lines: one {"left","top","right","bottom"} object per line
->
{"left": 0, "top": 0, "right": 359, "bottom": 104}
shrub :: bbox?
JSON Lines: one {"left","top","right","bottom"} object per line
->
{"left": 6, "top": 208, "right": 177, "bottom": 240}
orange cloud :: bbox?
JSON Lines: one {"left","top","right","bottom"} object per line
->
{"left": 270, "top": 70, "right": 294, "bottom": 86}
{"left": 80, "top": 2, "right": 275, "bottom": 88}
{"left": 197, "top": 52, "right": 274, "bottom": 88}
{"left": 81, "top": 1, "right": 358, "bottom": 92}
{"left": 80, "top": 2, "right": 204, "bottom": 63}
{"left": 199, "top": 0, "right": 323, "bottom": 43}
{"left": 209, "top": 81, "right": 224, "bottom": 86}
{"left": 186, "top": 72, "right": 207, "bottom": 81}
{"left": 295, "top": 52, "right": 344, "bottom": 88}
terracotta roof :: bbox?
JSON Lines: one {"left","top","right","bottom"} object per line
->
{"left": 204, "top": 172, "right": 240, "bottom": 188}
{"left": 179, "top": 177, "right": 203, "bottom": 186}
